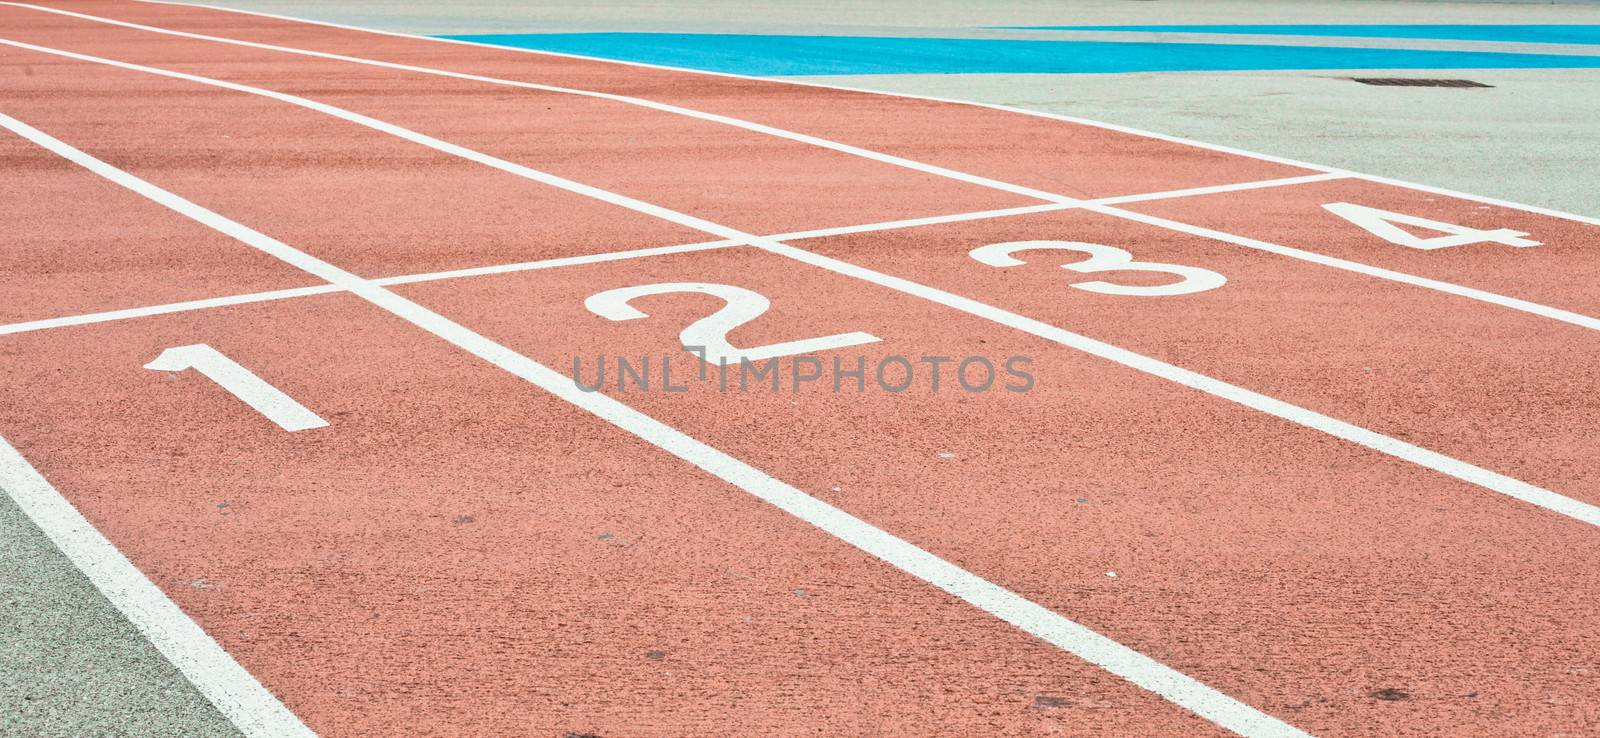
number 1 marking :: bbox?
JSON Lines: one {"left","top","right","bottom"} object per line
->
{"left": 145, "top": 344, "right": 328, "bottom": 432}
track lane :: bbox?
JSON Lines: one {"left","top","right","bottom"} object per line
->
{"left": 785, "top": 208, "right": 1600, "bottom": 504}
{"left": 0, "top": 42, "right": 708, "bottom": 277}
{"left": 3, "top": 2, "right": 1587, "bottom": 733}
{"left": 0, "top": 6, "right": 1033, "bottom": 235}
{"left": 2, "top": 112, "right": 1307, "bottom": 736}
{"left": 1123, "top": 178, "right": 1600, "bottom": 319}
{"left": 13, "top": 0, "right": 1320, "bottom": 199}
{"left": 394, "top": 245, "right": 1600, "bottom": 737}
{"left": 4, "top": 18, "right": 1590, "bottom": 523}
{"left": 0, "top": 293, "right": 1240, "bottom": 737}
{"left": 0, "top": 131, "right": 318, "bottom": 324}
{"left": 6, "top": 3, "right": 1593, "bottom": 333}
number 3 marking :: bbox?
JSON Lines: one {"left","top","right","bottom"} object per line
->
{"left": 969, "top": 240, "right": 1227, "bottom": 297}
{"left": 585, "top": 282, "right": 880, "bottom": 365}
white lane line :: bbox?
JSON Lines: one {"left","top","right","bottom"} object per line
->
{"left": 0, "top": 111, "right": 1312, "bottom": 738}
{"left": 126, "top": 0, "right": 1600, "bottom": 230}
{"left": 0, "top": 2, "right": 1325, "bottom": 209}
{"left": 374, "top": 239, "right": 739, "bottom": 286}
{"left": 0, "top": 435, "right": 316, "bottom": 738}
{"left": 1092, "top": 173, "right": 1345, "bottom": 206}
{"left": 374, "top": 202, "right": 1075, "bottom": 286}
{"left": 0, "top": 285, "right": 340, "bottom": 336}
{"left": 1092, "top": 204, "right": 1600, "bottom": 331}
{"left": 0, "top": 179, "right": 1326, "bottom": 339}
{"left": 6, "top": 44, "right": 1596, "bottom": 531}
{"left": 774, "top": 201, "right": 1075, "bottom": 239}
{"left": 0, "top": 2, "right": 1070, "bottom": 204}
{"left": 0, "top": 202, "right": 1077, "bottom": 336}
{"left": 4, "top": 8, "right": 1591, "bottom": 331}
{"left": 5, "top": 3, "right": 1345, "bottom": 214}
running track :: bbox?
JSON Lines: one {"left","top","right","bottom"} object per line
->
{"left": 2, "top": 2, "right": 1599, "bottom": 736}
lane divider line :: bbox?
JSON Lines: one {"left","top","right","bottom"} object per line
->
{"left": 0, "top": 201, "right": 1074, "bottom": 337}
{"left": 1091, "top": 173, "right": 1343, "bottom": 205}
{"left": 0, "top": 435, "right": 316, "bottom": 738}
{"left": 373, "top": 202, "right": 1073, "bottom": 287}
{"left": 0, "top": 109, "right": 1313, "bottom": 738}
{"left": 0, "top": 185, "right": 1307, "bottom": 338}
{"left": 112, "top": 0, "right": 1600, "bottom": 230}
{"left": 0, "top": 2, "right": 1077, "bottom": 204}
{"left": 0, "top": 285, "right": 343, "bottom": 337}
{"left": 4, "top": 41, "right": 1595, "bottom": 532}
{"left": 5, "top": 4, "right": 1593, "bottom": 331}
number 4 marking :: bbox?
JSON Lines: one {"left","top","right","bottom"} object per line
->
{"left": 1322, "top": 202, "right": 1541, "bottom": 250}
{"left": 145, "top": 344, "right": 328, "bottom": 432}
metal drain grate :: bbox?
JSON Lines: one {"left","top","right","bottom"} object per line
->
{"left": 1350, "top": 78, "right": 1493, "bottom": 88}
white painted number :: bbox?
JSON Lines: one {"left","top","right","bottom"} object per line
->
{"left": 585, "top": 282, "right": 880, "bottom": 365}
{"left": 145, "top": 344, "right": 328, "bottom": 432}
{"left": 969, "top": 240, "right": 1226, "bottom": 296}
{"left": 1322, "top": 202, "right": 1541, "bottom": 250}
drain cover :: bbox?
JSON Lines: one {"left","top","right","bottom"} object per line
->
{"left": 1350, "top": 78, "right": 1493, "bottom": 88}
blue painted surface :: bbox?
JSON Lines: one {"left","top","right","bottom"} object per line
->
{"left": 441, "top": 32, "right": 1600, "bottom": 76}
{"left": 1008, "top": 25, "right": 1600, "bottom": 46}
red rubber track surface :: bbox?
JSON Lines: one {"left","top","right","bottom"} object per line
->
{"left": 0, "top": 134, "right": 321, "bottom": 322}
{"left": 2, "top": 2, "right": 1598, "bottom": 737}
{"left": 2, "top": 296, "right": 1235, "bottom": 736}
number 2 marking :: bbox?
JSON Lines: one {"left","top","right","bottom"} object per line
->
{"left": 969, "top": 240, "right": 1227, "bottom": 296}
{"left": 1322, "top": 202, "right": 1541, "bottom": 250}
{"left": 145, "top": 344, "right": 328, "bottom": 432}
{"left": 585, "top": 282, "right": 880, "bottom": 365}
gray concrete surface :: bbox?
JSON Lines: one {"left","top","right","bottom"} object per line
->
{"left": 1, "top": 495, "right": 238, "bottom": 737}
{"left": 800, "top": 67, "right": 1600, "bottom": 217}
{"left": 5, "top": 1, "right": 1597, "bottom": 735}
